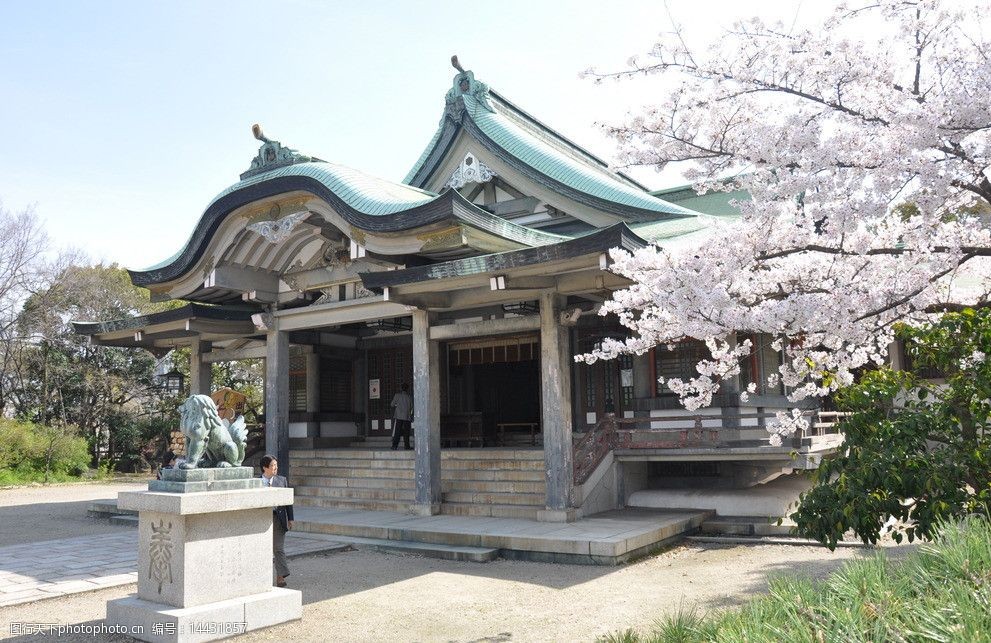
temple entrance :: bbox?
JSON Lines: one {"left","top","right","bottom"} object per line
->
{"left": 366, "top": 345, "right": 414, "bottom": 437}
{"left": 445, "top": 333, "right": 540, "bottom": 446}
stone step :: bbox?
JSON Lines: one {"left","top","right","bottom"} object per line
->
{"left": 292, "top": 476, "right": 414, "bottom": 490}
{"left": 440, "top": 502, "right": 541, "bottom": 520}
{"left": 290, "top": 448, "right": 544, "bottom": 461}
{"left": 109, "top": 514, "right": 139, "bottom": 527}
{"left": 87, "top": 500, "right": 137, "bottom": 518}
{"left": 441, "top": 491, "right": 545, "bottom": 506}
{"left": 292, "top": 466, "right": 415, "bottom": 480}
{"left": 442, "top": 469, "right": 546, "bottom": 482}
{"left": 292, "top": 457, "right": 415, "bottom": 469}
{"left": 293, "top": 455, "right": 542, "bottom": 469}
{"left": 291, "top": 466, "right": 545, "bottom": 484}
{"left": 441, "top": 459, "right": 545, "bottom": 471}
{"left": 295, "top": 486, "right": 416, "bottom": 501}
{"left": 289, "top": 447, "right": 544, "bottom": 461}
{"left": 442, "top": 480, "right": 545, "bottom": 494}
{"left": 326, "top": 535, "right": 499, "bottom": 563}
{"left": 291, "top": 477, "right": 546, "bottom": 497}
{"left": 442, "top": 450, "right": 545, "bottom": 461}
{"left": 700, "top": 516, "right": 797, "bottom": 537}
{"left": 295, "top": 495, "right": 411, "bottom": 513}
{"left": 290, "top": 449, "right": 417, "bottom": 459}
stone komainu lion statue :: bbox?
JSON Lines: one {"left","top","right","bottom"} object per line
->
{"left": 178, "top": 394, "right": 248, "bottom": 469}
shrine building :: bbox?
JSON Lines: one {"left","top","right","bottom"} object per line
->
{"left": 75, "top": 59, "right": 841, "bottom": 526}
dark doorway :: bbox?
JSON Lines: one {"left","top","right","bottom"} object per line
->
{"left": 446, "top": 334, "right": 540, "bottom": 446}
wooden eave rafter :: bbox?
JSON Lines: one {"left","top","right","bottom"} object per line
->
{"left": 72, "top": 305, "right": 259, "bottom": 351}
{"left": 377, "top": 254, "right": 631, "bottom": 311}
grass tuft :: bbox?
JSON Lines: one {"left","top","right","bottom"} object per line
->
{"left": 599, "top": 516, "right": 991, "bottom": 642}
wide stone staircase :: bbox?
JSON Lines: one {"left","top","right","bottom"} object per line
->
{"left": 290, "top": 448, "right": 546, "bottom": 520}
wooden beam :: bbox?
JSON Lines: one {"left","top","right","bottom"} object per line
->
{"left": 273, "top": 298, "right": 412, "bottom": 332}
{"left": 204, "top": 265, "right": 280, "bottom": 293}
{"left": 387, "top": 292, "right": 451, "bottom": 309}
{"left": 284, "top": 259, "right": 389, "bottom": 291}
{"left": 202, "top": 344, "right": 268, "bottom": 363}
{"left": 242, "top": 290, "right": 279, "bottom": 304}
{"left": 185, "top": 319, "right": 257, "bottom": 336}
{"left": 429, "top": 315, "right": 540, "bottom": 341}
{"left": 505, "top": 276, "right": 556, "bottom": 290}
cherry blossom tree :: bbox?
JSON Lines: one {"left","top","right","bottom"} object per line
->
{"left": 582, "top": 0, "right": 991, "bottom": 444}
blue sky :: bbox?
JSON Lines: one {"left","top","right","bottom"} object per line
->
{"left": 1, "top": 1, "right": 814, "bottom": 269}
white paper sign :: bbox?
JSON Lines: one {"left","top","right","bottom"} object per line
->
{"left": 369, "top": 378, "right": 380, "bottom": 400}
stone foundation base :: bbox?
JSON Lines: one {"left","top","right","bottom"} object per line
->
{"left": 410, "top": 503, "right": 441, "bottom": 516}
{"left": 106, "top": 587, "right": 301, "bottom": 643}
{"left": 537, "top": 508, "right": 577, "bottom": 523}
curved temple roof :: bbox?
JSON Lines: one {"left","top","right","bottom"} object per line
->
{"left": 404, "top": 73, "right": 698, "bottom": 220}
{"left": 131, "top": 161, "right": 566, "bottom": 287}
{"left": 131, "top": 62, "right": 715, "bottom": 290}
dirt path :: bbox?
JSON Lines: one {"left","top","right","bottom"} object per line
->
{"left": 0, "top": 541, "right": 911, "bottom": 642}
{"left": 0, "top": 482, "right": 916, "bottom": 642}
{"left": 0, "top": 481, "right": 145, "bottom": 547}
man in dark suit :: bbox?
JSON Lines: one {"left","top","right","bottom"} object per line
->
{"left": 260, "top": 454, "right": 294, "bottom": 587}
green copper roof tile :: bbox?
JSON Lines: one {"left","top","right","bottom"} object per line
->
{"left": 209, "top": 162, "right": 438, "bottom": 218}
{"left": 628, "top": 217, "right": 712, "bottom": 241}
{"left": 404, "top": 126, "right": 444, "bottom": 184}
{"left": 650, "top": 184, "right": 750, "bottom": 217}
{"left": 461, "top": 95, "right": 696, "bottom": 217}
{"left": 139, "top": 162, "right": 439, "bottom": 272}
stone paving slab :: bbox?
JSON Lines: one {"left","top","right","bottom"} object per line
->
{"left": 293, "top": 506, "right": 712, "bottom": 563}
{"left": 0, "top": 530, "right": 349, "bottom": 608}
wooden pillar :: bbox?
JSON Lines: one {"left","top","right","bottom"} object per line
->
{"left": 265, "top": 328, "right": 290, "bottom": 476}
{"left": 412, "top": 309, "right": 441, "bottom": 515}
{"left": 539, "top": 292, "right": 576, "bottom": 521}
{"left": 189, "top": 341, "right": 212, "bottom": 396}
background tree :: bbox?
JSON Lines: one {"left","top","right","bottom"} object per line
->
{"left": 16, "top": 264, "right": 177, "bottom": 468}
{"left": 0, "top": 203, "right": 64, "bottom": 417}
{"left": 793, "top": 308, "right": 991, "bottom": 548}
{"left": 583, "top": 0, "right": 991, "bottom": 442}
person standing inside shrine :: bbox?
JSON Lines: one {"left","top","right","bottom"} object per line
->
{"left": 390, "top": 383, "right": 413, "bottom": 450}
{"left": 260, "top": 455, "right": 293, "bottom": 587}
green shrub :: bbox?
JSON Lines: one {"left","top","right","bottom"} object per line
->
{"left": 0, "top": 418, "right": 90, "bottom": 484}
{"left": 602, "top": 516, "right": 991, "bottom": 642}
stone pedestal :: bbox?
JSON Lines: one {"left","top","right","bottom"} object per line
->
{"left": 106, "top": 470, "right": 302, "bottom": 642}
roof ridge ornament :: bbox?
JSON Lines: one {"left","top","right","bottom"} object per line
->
{"left": 446, "top": 152, "right": 496, "bottom": 189}
{"left": 240, "top": 123, "right": 318, "bottom": 180}
{"left": 443, "top": 55, "right": 495, "bottom": 124}
{"left": 246, "top": 203, "right": 310, "bottom": 244}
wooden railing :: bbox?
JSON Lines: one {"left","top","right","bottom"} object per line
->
{"left": 572, "top": 410, "right": 849, "bottom": 485}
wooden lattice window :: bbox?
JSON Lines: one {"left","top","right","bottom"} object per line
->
{"left": 618, "top": 354, "right": 634, "bottom": 407}
{"left": 653, "top": 339, "right": 708, "bottom": 396}
{"left": 288, "top": 355, "right": 306, "bottom": 412}
{"left": 739, "top": 333, "right": 785, "bottom": 395}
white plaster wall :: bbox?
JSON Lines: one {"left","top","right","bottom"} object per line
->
{"left": 627, "top": 473, "right": 811, "bottom": 518}
{"left": 288, "top": 422, "right": 308, "bottom": 439}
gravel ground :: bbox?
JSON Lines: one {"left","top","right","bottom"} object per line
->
{"left": 0, "top": 481, "right": 146, "bottom": 547}
{"left": 0, "top": 482, "right": 916, "bottom": 642}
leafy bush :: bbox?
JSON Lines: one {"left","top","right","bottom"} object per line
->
{"left": 0, "top": 418, "right": 90, "bottom": 484}
{"left": 600, "top": 516, "right": 991, "bottom": 642}
{"left": 795, "top": 308, "right": 991, "bottom": 548}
